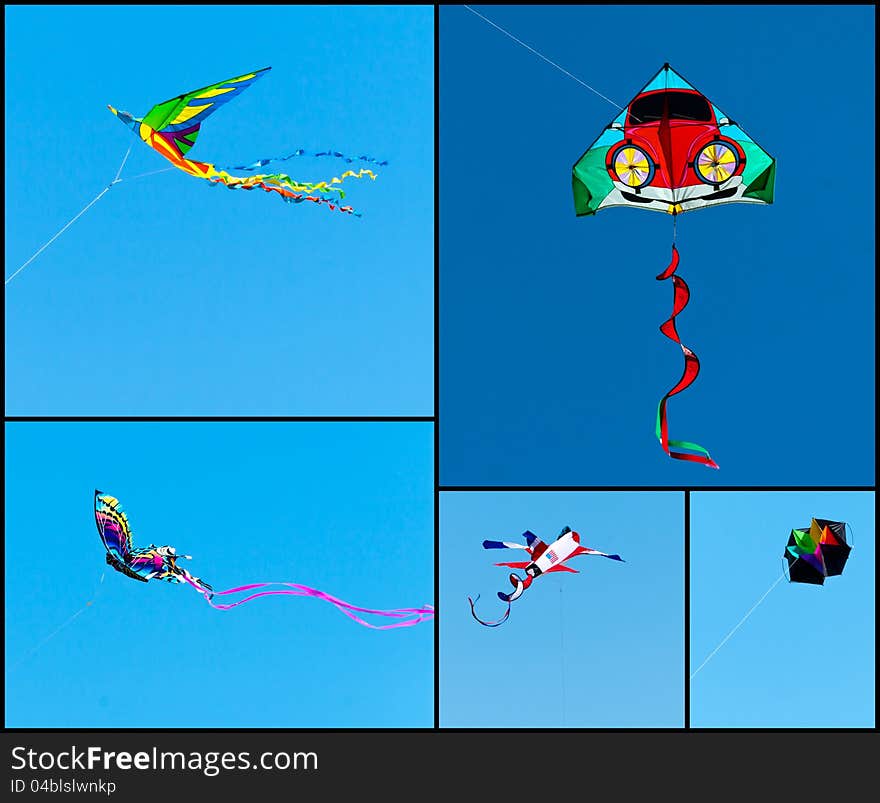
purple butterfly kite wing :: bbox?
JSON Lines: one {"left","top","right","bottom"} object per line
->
{"left": 94, "top": 490, "right": 135, "bottom": 564}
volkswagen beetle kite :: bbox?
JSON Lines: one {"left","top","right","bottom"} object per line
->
{"left": 573, "top": 64, "right": 775, "bottom": 216}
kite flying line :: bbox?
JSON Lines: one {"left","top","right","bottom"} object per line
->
{"left": 9, "top": 573, "right": 105, "bottom": 672}
{"left": 462, "top": 6, "right": 624, "bottom": 111}
{"left": 694, "top": 521, "right": 855, "bottom": 679}
{"left": 690, "top": 571, "right": 786, "bottom": 680}
{"left": 5, "top": 148, "right": 174, "bottom": 286}
{"left": 558, "top": 583, "right": 567, "bottom": 727}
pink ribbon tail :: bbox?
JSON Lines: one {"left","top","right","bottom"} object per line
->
{"left": 181, "top": 575, "right": 434, "bottom": 630}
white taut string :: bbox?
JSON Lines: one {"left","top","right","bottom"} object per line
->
{"left": 463, "top": 5, "right": 624, "bottom": 111}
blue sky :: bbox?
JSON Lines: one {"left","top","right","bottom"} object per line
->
{"left": 440, "top": 5, "right": 875, "bottom": 485}
{"left": 5, "top": 6, "right": 433, "bottom": 415}
{"left": 5, "top": 422, "right": 434, "bottom": 728}
{"left": 691, "top": 491, "right": 875, "bottom": 728}
{"left": 440, "top": 491, "right": 683, "bottom": 727}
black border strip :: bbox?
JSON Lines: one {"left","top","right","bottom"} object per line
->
{"left": 684, "top": 489, "right": 690, "bottom": 728}
{"left": 6, "top": 726, "right": 875, "bottom": 734}
{"left": 6, "top": 416, "right": 433, "bottom": 423}
{"left": 4, "top": 4, "right": 877, "bottom": 740}
{"left": 433, "top": 0, "right": 441, "bottom": 731}
{"left": 440, "top": 485, "right": 874, "bottom": 492}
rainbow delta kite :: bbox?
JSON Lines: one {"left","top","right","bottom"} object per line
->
{"left": 573, "top": 64, "right": 776, "bottom": 469}
{"left": 95, "top": 491, "right": 433, "bottom": 630}
{"left": 109, "top": 67, "right": 383, "bottom": 215}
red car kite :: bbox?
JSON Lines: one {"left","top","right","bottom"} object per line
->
{"left": 573, "top": 64, "right": 776, "bottom": 469}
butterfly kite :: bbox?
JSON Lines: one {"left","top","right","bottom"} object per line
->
{"left": 109, "top": 67, "right": 383, "bottom": 215}
{"left": 572, "top": 64, "right": 776, "bottom": 469}
{"left": 468, "top": 526, "right": 624, "bottom": 626}
{"left": 784, "top": 518, "right": 852, "bottom": 586}
{"left": 95, "top": 491, "right": 433, "bottom": 629}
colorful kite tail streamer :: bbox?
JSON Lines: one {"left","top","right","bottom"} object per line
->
{"left": 222, "top": 149, "right": 388, "bottom": 172}
{"left": 267, "top": 167, "right": 379, "bottom": 198}
{"left": 207, "top": 177, "right": 361, "bottom": 215}
{"left": 214, "top": 168, "right": 378, "bottom": 200}
{"left": 181, "top": 575, "right": 432, "bottom": 630}
{"left": 655, "top": 243, "right": 719, "bottom": 469}
{"left": 467, "top": 594, "right": 511, "bottom": 627}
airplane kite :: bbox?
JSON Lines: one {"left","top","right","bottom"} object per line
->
{"left": 95, "top": 491, "right": 433, "bottom": 630}
{"left": 572, "top": 63, "right": 776, "bottom": 469}
{"left": 109, "top": 67, "right": 382, "bottom": 214}
{"left": 468, "top": 526, "right": 624, "bottom": 626}
{"left": 784, "top": 518, "right": 852, "bottom": 585}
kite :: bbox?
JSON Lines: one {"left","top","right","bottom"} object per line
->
{"left": 692, "top": 516, "right": 853, "bottom": 679}
{"left": 468, "top": 526, "right": 624, "bottom": 626}
{"left": 784, "top": 518, "right": 852, "bottom": 585}
{"left": 572, "top": 63, "right": 776, "bottom": 469}
{"left": 94, "top": 491, "right": 433, "bottom": 630}
{"left": 95, "top": 490, "right": 213, "bottom": 591}
{"left": 109, "top": 67, "right": 381, "bottom": 214}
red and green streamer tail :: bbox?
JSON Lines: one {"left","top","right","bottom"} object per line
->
{"left": 655, "top": 244, "right": 719, "bottom": 469}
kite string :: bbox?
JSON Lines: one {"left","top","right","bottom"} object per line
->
{"left": 690, "top": 572, "right": 786, "bottom": 680}
{"left": 559, "top": 583, "right": 567, "bottom": 727}
{"left": 5, "top": 186, "right": 112, "bottom": 285}
{"left": 5, "top": 147, "right": 132, "bottom": 286}
{"left": 9, "top": 573, "right": 105, "bottom": 672}
{"left": 462, "top": 6, "right": 624, "bottom": 110}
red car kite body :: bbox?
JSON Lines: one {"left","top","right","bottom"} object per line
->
{"left": 605, "top": 87, "right": 747, "bottom": 211}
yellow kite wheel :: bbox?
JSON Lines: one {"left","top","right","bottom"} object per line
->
{"left": 611, "top": 144, "right": 655, "bottom": 188}
{"left": 695, "top": 140, "right": 740, "bottom": 185}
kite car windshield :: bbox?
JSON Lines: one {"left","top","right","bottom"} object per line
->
{"left": 627, "top": 90, "right": 714, "bottom": 126}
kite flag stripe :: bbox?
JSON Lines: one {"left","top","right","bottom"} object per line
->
{"left": 655, "top": 245, "right": 719, "bottom": 469}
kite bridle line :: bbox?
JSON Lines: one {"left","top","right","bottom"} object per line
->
{"left": 5, "top": 145, "right": 173, "bottom": 286}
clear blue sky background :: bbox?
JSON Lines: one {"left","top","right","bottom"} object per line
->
{"left": 5, "top": 422, "right": 434, "bottom": 727}
{"left": 441, "top": 491, "right": 683, "bottom": 727}
{"left": 5, "top": 6, "right": 433, "bottom": 415}
{"left": 691, "top": 491, "right": 874, "bottom": 727}
{"left": 440, "top": 5, "right": 875, "bottom": 485}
